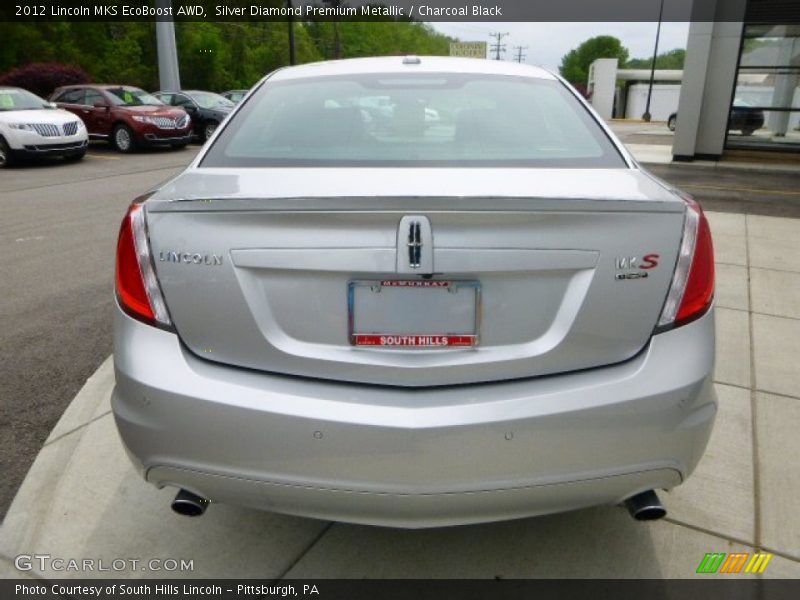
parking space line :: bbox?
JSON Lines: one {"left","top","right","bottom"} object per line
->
{"left": 87, "top": 153, "right": 121, "bottom": 160}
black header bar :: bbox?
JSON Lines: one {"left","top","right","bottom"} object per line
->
{"left": 1, "top": 0, "right": 755, "bottom": 23}
{"left": 3, "top": 579, "right": 800, "bottom": 600}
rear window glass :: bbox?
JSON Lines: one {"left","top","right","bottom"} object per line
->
{"left": 201, "top": 73, "right": 625, "bottom": 168}
{"left": 189, "top": 92, "right": 234, "bottom": 110}
{"left": 55, "top": 89, "right": 85, "bottom": 104}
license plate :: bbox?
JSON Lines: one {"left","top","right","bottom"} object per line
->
{"left": 348, "top": 280, "right": 480, "bottom": 348}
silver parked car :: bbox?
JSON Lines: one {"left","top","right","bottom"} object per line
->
{"left": 113, "top": 57, "right": 716, "bottom": 527}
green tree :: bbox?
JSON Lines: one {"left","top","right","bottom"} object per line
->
{"left": 559, "top": 36, "right": 630, "bottom": 87}
{"left": 305, "top": 20, "right": 452, "bottom": 61}
{"left": 626, "top": 48, "right": 686, "bottom": 70}
{"left": 0, "top": 21, "right": 452, "bottom": 93}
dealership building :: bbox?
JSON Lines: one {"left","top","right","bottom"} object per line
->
{"left": 152, "top": 0, "right": 799, "bottom": 163}
{"left": 587, "top": 0, "right": 799, "bottom": 161}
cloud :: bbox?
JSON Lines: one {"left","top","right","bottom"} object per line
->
{"left": 430, "top": 22, "right": 690, "bottom": 71}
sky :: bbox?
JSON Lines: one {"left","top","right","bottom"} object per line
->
{"left": 430, "top": 22, "right": 691, "bottom": 71}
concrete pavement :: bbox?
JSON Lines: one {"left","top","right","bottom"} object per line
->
{"left": 1, "top": 212, "right": 798, "bottom": 579}
{"left": 628, "top": 142, "right": 800, "bottom": 174}
{"left": 611, "top": 121, "right": 800, "bottom": 175}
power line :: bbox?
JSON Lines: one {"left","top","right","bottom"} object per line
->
{"left": 489, "top": 32, "right": 509, "bottom": 61}
{"left": 512, "top": 45, "right": 528, "bottom": 63}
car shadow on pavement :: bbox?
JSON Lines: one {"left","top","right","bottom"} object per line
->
{"left": 280, "top": 508, "right": 670, "bottom": 579}
{"left": 80, "top": 474, "right": 670, "bottom": 579}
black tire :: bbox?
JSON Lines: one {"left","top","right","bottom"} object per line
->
{"left": 667, "top": 115, "right": 677, "bottom": 132}
{"left": 112, "top": 124, "right": 135, "bottom": 153}
{"left": 0, "top": 138, "right": 13, "bottom": 168}
{"left": 203, "top": 120, "right": 219, "bottom": 142}
{"left": 741, "top": 128, "right": 755, "bottom": 136}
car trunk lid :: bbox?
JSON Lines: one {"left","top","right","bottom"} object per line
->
{"left": 145, "top": 168, "right": 684, "bottom": 386}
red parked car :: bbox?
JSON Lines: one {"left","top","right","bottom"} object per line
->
{"left": 50, "top": 85, "right": 192, "bottom": 152}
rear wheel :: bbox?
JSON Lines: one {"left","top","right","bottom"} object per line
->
{"left": 741, "top": 128, "right": 756, "bottom": 136}
{"left": 112, "top": 124, "right": 135, "bottom": 153}
{"left": 203, "top": 120, "right": 219, "bottom": 142}
{"left": 667, "top": 115, "right": 677, "bottom": 132}
{"left": 0, "top": 138, "right": 12, "bottom": 168}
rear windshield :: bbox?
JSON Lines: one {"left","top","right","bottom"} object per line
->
{"left": 201, "top": 73, "right": 626, "bottom": 168}
{"left": 189, "top": 92, "right": 234, "bottom": 110}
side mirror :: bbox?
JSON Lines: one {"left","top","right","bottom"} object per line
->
{"left": 47, "top": 102, "right": 58, "bottom": 109}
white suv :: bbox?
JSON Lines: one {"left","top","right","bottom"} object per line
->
{"left": 0, "top": 86, "right": 88, "bottom": 168}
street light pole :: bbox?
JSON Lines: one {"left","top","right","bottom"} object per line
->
{"left": 643, "top": 0, "right": 665, "bottom": 122}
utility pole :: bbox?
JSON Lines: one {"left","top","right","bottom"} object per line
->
{"left": 512, "top": 46, "right": 528, "bottom": 64}
{"left": 489, "top": 32, "right": 508, "bottom": 61}
{"left": 287, "top": 0, "right": 296, "bottom": 65}
{"left": 643, "top": 0, "right": 665, "bottom": 122}
{"left": 323, "top": 0, "right": 342, "bottom": 59}
{"left": 155, "top": 0, "right": 181, "bottom": 91}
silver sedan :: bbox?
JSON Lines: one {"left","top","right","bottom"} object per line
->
{"left": 112, "top": 56, "right": 716, "bottom": 527}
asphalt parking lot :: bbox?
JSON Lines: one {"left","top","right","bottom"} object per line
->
{"left": 1, "top": 138, "right": 799, "bottom": 578}
{"left": 0, "top": 143, "right": 201, "bottom": 519}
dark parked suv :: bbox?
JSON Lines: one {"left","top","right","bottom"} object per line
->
{"left": 153, "top": 90, "right": 234, "bottom": 142}
{"left": 51, "top": 85, "right": 193, "bottom": 152}
{"left": 221, "top": 89, "right": 249, "bottom": 104}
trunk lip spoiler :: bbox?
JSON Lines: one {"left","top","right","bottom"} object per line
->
{"left": 144, "top": 196, "right": 685, "bottom": 214}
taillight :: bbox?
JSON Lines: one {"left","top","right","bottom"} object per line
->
{"left": 115, "top": 202, "right": 172, "bottom": 328}
{"left": 657, "top": 195, "right": 715, "bottom": 330}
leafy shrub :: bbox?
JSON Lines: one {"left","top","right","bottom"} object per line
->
{"left": 0, "top": 62, "right": 91, "bottom": 99}
{"left": 571, "top": 82, "right": 590, "bottom": 100}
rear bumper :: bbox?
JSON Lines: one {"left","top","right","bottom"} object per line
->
{"left": 113, "top": 306, "right": 716, "bottom": 527}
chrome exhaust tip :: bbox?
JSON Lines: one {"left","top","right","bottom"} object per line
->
{"left": 624, "top": 490, "right": 666, "bottom": 521}
{"left": 171, "top": 489, "right": 209, "bottom": 517}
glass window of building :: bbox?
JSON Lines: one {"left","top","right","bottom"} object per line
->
{"left": 727, "top": 24, "right": 800, "bottom": 150}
